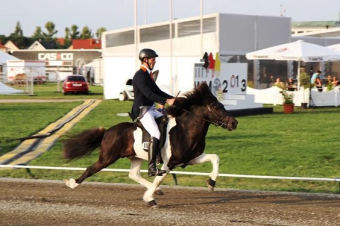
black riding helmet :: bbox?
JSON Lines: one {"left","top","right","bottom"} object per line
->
{"left": 139, "top": 48, "right": 159, "bottom": 62}
{"left": 139, "top": 48, "right": 158, "bottom": 70}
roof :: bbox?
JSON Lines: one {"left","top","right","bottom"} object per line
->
{"left": 292, "top": 21, "right": 340, "bottom": 28}
{"left": 28, "top": 41, "right": 46, "bottom": 50}
{"left": 56, "top": 38, "right": 65, "bottom": 46}
{"left": 0, "top": 41, "right": 6, "bottom": 50}
{"left": 4, "top": 41, "right": 19, "bottom": 51}
{"left": 72, "top": 39, "right": 101, "bottom": 49}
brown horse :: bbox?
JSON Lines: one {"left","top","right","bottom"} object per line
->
{"left": 63, "top": 82, "right": 238, "bottom": 207}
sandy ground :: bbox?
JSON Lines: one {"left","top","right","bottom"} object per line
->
{"left": 1, "top": 178, "right": 340, "bottom": 226}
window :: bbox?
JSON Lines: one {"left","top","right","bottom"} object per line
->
{"left": 178, "top": 17, "right": 216, "bottom": 38}
{"left": 140, "top": 24, "right": 175, "bottom": 42}
{"left": 105, "top": 30, "right": 135, "bottom": 47}
{"left": 68, "top": 76, "right": 85, "bottom": 81}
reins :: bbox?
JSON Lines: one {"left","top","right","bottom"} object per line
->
{"left": 172, "top": 105, "right": 230, "bottom": 128}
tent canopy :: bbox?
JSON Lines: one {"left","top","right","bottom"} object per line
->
{"left": 0, "top": 82, "right": 23, "bottom": 94}
{"left": 327, "top": 43, "right": 340, "bottom": 51}
{"left": 246, "top": 40, "right": 340, "bottom": 62}
{"left": 246, "top": 40, "right": 340, "bottom": 90}
{"left": 0, "top": 51, "right": 19, "bottom": 64}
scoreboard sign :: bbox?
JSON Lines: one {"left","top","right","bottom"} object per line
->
{"left": 194, "top": 62, "right": 247, "bottom": 97}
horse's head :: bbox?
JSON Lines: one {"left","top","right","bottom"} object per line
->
{"left": 205, "top": 100, "right": 238, "bottom": 131}
{"left": 167, "top": 82, "right": 238, "bottom": 131}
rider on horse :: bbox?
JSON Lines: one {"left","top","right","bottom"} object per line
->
{"left": 130, "top": 48, "right": 175, "bottom": 177}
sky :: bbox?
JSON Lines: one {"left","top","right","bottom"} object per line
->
{"left": 1, "top": 0, "right": 340, "bottom": 37}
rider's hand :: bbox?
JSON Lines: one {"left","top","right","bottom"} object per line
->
{"left": 166, "top": 98, "right": 175, "bottom": 106}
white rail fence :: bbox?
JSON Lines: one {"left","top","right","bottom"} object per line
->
{"left": 1, "top": 165, "right": 340, "bottom": 185}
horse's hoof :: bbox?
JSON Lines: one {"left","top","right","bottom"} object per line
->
{"left": 154, "top": 190, "right": 164, "bottom": 195}
{"left": 64, "top": 178, "right": 79, "bottom": 189}
{"left": 148, "top": 200, "right": 158, "bottom": 208}
{"left": 207, "top": 178, "right": 216, "bottom": 192}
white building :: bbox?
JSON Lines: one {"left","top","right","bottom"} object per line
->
{"left": 101, "top": 13, "right": 291, "bottom": 100}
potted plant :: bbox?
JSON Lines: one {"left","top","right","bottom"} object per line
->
{"left": 281, "top": 89, "right": 294, "bottom": 114}
{"left": 299, "top": 69, "right": 310, "bottom": 109}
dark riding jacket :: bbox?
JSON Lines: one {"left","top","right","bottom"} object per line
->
{"left": 130, "top": 67, "right": 173, "bottom": 120}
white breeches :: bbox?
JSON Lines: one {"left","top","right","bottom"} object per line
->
{"left": 140, "top": 106, "right": 163, "bottom": 139}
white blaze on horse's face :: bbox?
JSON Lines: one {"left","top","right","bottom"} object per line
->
{"left": 207, "top": 101, "right": 238, "bottom": 131}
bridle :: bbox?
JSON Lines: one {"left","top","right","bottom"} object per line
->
{"left": 174, "top": 103, "right": 231, "bottom": 128}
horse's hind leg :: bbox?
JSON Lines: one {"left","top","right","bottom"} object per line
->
{"left": 188, "top": 153, "right": 220, "bottom": 191}
{"left": 65, "top": 158, "right": 118, "bottom": 189}
{"left": 128, "top": 157, "right": 164, "bottom": 195}
{"left": 65, "top": 145, "right": 121, "bottom": 189}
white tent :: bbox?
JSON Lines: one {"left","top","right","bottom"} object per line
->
{"left": 327, "top": 43, "right": 340, "bottom": 51}
{"left": 0, "top": 51, "right": 19, "bottom": 64}
{"left": 246, "top": 40, "right": 340, "bottom": 62}
{"left": 0, "top": 82, "right": 23, "bottom": 94}
{"left": 246, "top": 40, "right": 340, "bottom": 89}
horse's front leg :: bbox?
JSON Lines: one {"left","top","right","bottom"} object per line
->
{"left": 188, "top": 153, "right": 220, "bottom": 191}
{"left": 143, "top": 165, "right": 169, "bottom": 207}
{"left": 128, "top": 157, "right": 164, "bottom": 195}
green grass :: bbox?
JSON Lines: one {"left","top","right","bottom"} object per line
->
{"left": 1, "top": 87, "right": 340, "bottom": 193}
{"left": 0, "top": 102, "right": 83, "bottom": 155}
{"left": 0, "top": 82, "right": 103, "bottom": 99}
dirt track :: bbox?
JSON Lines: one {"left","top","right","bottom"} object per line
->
{"left": 1, "top": 178, "right": 340, "bottom": 225}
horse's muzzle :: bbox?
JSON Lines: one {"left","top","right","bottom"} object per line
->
{"left": 225, "top": 118, "right": 238, "bottom": 131}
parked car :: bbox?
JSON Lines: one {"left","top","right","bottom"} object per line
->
{"left": 62, "top": 75, "right": 89, "bottom": 95}
{"left": 118, "top": 70, "right": 159, "bottom": 101}
{"left": 119, "top": 79, "right": 134, "bottom": 101}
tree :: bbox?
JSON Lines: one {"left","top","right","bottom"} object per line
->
{"left": 65, "top": 27, "right": 70, "bottom": 39}
{"left": 61, "top": 27, "right": 72, "bottom": 49}
{"left": 9, "top": 21, "right": 34, "bottom": 49}
{"left": 96, "top": 27, "right": 106, "bottom": 40}
{"left": 11, "top": 21, "right": 24, "bottom": 37}
{"left": 44, "top": 21, "right": 58, "bottom": 40}
{"left": 32, "top": 26, "right": 44, "bottom": 40}
{"left": 80, "top": 26, "right": 93, "bottom": 39}
{"left": 69, "top": 25, "right": 80, "bottom": 39}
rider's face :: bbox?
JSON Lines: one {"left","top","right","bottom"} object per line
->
{"left": 147, "top": 57, "right": 156, "bottom": 69}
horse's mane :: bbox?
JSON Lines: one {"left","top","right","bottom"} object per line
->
{"left": 166, "top": 82, "right": 217, "bottom": 117}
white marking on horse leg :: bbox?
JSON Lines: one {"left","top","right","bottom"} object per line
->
{"left": 64, "top": 178, "right": 79, "bottom": 189}
{"left": 188, "top": 153, "right": 220, "bottom": 190}
{"left": 129, "top": 158, "right": 164, "bottom": 194}
{"left": 129, "top": 158, "right": 152, "bottom": 188}
{"left": 189, "top": 153, "right": 220, "bottom": 180}
{"left": 143, "top": 168, "right": 169, "bottom": 203}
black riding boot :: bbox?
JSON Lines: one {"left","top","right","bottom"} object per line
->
{"left": 148, "top": 137, "right": 166, "bottom": 177}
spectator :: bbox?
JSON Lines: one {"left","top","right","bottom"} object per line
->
{"left": 332, "top": 76, "right": 339, "bottom": 86}
{"left": 286, "top": 77, "right": 297, "bottom": 91}
{"left": 274, "top": 78, "right": 285, "bottom": 89}
{"left": 310, "top": 70, "right": 321, "bottom": 84}
{"left": 314, "top": 77, "right": 323, "bottom": 92}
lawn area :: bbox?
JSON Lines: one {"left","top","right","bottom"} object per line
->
{"left": 0, "top": 82, "right": 103, "bottom": 99}
{"left": 1, "top": 93, "right": 340, "bottom": 194}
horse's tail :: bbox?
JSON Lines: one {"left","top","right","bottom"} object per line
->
{"left": 62, "top": 127, "right": 106, "bottom": 161}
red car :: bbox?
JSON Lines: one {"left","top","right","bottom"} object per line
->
{"left": 62, "top": 75, "right": 89, "bottom": 95}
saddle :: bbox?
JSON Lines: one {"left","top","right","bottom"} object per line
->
{"left": 135, "top": 115, "right": 168, "bottom": 163}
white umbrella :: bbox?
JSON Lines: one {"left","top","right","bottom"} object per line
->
{"left": 0, "top": 51, "right": 19, "bottom": 64}
{"left": 246, "top": 40, "right": 340, "bottom": 89}
{"left": 326, "top": 43, "right": 340, "bottom": 51}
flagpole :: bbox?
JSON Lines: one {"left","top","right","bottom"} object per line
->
{"left": 169, "top": 0, "right": 174, "bottom": 94}
{"left": 134, "top": 0, "right": 138, "bottom": 70}
{"left": 200, "top": 0, "right": 203, "bottom": 56}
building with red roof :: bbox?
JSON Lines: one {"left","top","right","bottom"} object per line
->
{"left": 70, "top": 39, "right": 101, "bottom": 49}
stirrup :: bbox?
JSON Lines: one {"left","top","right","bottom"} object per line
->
{"left": 148, "top": 168, "right": 166, "bottom": 177}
